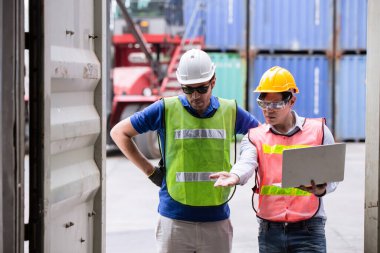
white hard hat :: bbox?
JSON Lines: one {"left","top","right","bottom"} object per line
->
{"left": 176, "top": 49, "right": 216, "bottom": 85}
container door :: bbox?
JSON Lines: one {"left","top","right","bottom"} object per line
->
{"left": 28, "top": 0, "right": 108, "bottom": 252}
{"left": 1, "top": 0, "right": 25, "bottom": 252}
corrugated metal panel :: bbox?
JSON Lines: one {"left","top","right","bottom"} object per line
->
{"left": 182, "top": 0, "right": 206, "bottom": 39}
{"left": 209, "top": 53, "right": 245, "bottom": 107}
{"left": 45, "top": 0, "right": 104, "bottom": 252}
{"left": 183, "top": 0, "right": 245, "bottom": 50}
{"left": 249, "top": 55, "right": 331, "bottom": 127}
{"left": 338, "top": 0, "right": 367, "bottom": 50}
{"left": 251, "top": 0, "right": 333, "bottom": 51}
{"left": 204, "top": 0, "right": 245, "bottom": 50}
{"left": 335, "top": 55, "right": 366, "bottom": 140}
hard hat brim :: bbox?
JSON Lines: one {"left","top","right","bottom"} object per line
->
{"left": 176, "top": 64, "right": 216, "bottom": 85}
{"left": 253, "top": 87, "right": 299, "bottom": 93}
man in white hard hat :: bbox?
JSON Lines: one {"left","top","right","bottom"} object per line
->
{"left": 210, "top": 66, "right": 337, "bottom": 253}
{"left": 111, "top": 49, "right": 259, "bottom": 253}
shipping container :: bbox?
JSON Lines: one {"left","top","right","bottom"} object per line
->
{"left": 250, "top": 0, "right": 333, "bottom": 51}
{"left": 249, "top": 55, "right": 332, "bottom": 127}
{"left": 183, "top": 0, "right": 245, "bottom": 50}
{"left": 26, "top": 0, "right": 107, "bottom": 252}
{"left": 335, "top": 55, "right": 366, "bottom": 140}
{"left": 337, "top": 0, "right": 367, "bottom": 51}
{"left": 209, "top": 53, "right": 245, "bottom": 107}
{"left": 204, "top": 0, "right": 245, "bottom": 50}
{"left": 183, "top": 0, "right": 206, "bottom": 40}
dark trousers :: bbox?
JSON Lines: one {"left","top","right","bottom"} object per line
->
{"left": 258, "top": 217, "right": 326, "bottom": 253}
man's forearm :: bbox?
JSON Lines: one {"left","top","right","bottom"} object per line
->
{"left": 120, "top": 136, "right": 154, "bottom": 175}
{"left": 110, "top": 122, "right": 155, "bottom": 176}
{"left": 230, "top": 135, "right": 257, "bottom": 185}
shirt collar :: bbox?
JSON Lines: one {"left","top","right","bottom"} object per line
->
{"left": 178, "top": 94, "right": 219, "bottom": 118}
{"left": 263, "top": 111, "right": 305, "bottom": 133}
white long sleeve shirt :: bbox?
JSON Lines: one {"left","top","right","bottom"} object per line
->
{"left": 231, "top": 111, "right": 338, "bottom": 219}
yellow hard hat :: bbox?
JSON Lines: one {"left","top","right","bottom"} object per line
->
{"left": 254, "top": 66, "right": 299, "bottom": 93}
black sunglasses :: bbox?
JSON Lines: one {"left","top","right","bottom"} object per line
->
{"left": 181, "top": 83, "right": 211, "bottom": 94}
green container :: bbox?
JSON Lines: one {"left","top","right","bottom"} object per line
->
{"left": 209, "top": 53, "right": 246, "bottom": 108}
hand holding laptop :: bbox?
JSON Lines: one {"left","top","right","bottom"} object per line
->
{"left": 297, "top": 180, "right": 327, "bottom": 197}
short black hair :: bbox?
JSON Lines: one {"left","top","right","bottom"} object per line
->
{"left": 258, "top": 92, "right": 293, "bottom": 101}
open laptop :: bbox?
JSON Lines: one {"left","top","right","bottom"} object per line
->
{"left": 281, "top": 143, "right": 346, "bottom": 188}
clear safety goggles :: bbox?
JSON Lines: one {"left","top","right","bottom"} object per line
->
{"left": 256, "top": 97, "right": 290, "bottom": 110}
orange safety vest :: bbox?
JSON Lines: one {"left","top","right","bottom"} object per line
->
{"left": 249, "top": 118, "right": 325, "bottom": 222}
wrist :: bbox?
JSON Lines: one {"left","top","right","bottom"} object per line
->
{"left": 146, "top": 165, "right": 156, "bottom": 177}
{"left": 148, "top": 165, "right": 165, "bottom": 187}
{"left": 147, "top": 168, "right": 155, "bottom": 177}
{"left": 231, "top": 173, "right": 240, "bottom": 184}
{"left": 315, "top": 189, "right": 326, "bottom": 197}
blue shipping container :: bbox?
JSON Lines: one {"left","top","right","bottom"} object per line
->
{"left": 205, "top": 0, "right": 245, "bottom": 50}
{"left": 183, "top": 0, "right": 245, "bottom": 50}
{"left": 251, "top": 0, "right": 333, "bottom": 51}
{"left": 335, "top": 55, "right": 366, "bottom": 140}
{"left": 338, "top": 0, "right": 367, "bottom": 51}
{"left": 182, "top": 0, "right": 206, "bottom": 39}
{"left": 249, "top": 55, "right": 332, "bottom": 127}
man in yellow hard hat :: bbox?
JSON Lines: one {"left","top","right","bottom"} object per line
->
{"left": 210, "top": 66, "right": 337, "bottom": 253}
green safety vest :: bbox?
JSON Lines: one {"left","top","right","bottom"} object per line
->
{"left": 164, "top": 97, "right": 236, "bottom": 206}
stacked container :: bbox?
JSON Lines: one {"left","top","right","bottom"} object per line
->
{"left": 182, "top": 0, "right": 206, "bottom": 42}
{"left": 183, "top": 0, "right": 367, "bottom": 141}
{"left": 249, "top": 55, "right": 332, "bottom": 127}
{"left": 250, "top": 0, "right": 333, "bottom": 51}
{"left": 335, "top": 55, "right": 366, "bottom": 140}
{"left": 204, "top": 0, "right": 245, "bottom": 50}
{"left": 183, "top": 0, "right": 245, "bottom": 50}
{"left": 334, "top": 0, "right": 367, "bottom": 140}
{"left": 183, "top": 0, "right": 247, "bottom": 110}
{"left": 337, "top": 0, "right": 367, "bottom": 51}
{"left": 248, "top": 0, "right": 333, "bottom": 130}
{"left": 210, "top": 53, "right": 245, "bottom": 107}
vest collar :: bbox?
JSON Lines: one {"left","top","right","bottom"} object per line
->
{"left": 178, "top": 94, "right": 219, "bottom": 118}
{"left": 263, "top": 111, "right": 306, "bottom": 135}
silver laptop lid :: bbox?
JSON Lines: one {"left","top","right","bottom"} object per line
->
{"left": 281, "top": 143, "right": 346, "bottom": 188}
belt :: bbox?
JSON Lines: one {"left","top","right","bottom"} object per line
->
{"left": 259, "top": 217, "right": 325, "bottom": 230}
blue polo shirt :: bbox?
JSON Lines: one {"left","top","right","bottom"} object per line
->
{"left": 130, "top": 95, "right": 259, "bottom": 222}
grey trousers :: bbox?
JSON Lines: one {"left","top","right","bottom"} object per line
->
{"left": 156, "top": 215, "right": 233, "bottom": 253}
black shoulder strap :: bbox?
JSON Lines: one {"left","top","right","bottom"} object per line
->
{"left": 157, "top": 98, "right": 166, "bottom": 167}
{"left": 251, "top": 166, "right": 259, "bottom": 213}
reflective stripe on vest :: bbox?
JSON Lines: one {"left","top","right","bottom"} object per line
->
{"left": 176, "top": 172, "right": 214, "bottom": 182}
{"left": 249, "top": 118, "right": 324, "bottom": 222}
{"left": 164, "top": 97, "right": 236, "bottom": 207}
{"left": 260, "top": 185, "right": 311, "bottom": 196}
{"left": 263, "top": 144, "right": 310, "bottom": 154}
{"left": 175, "top": 129, "right": 226, "bottom": 139}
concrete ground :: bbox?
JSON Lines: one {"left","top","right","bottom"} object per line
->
{"left": 106, "top": 143, "right": 365, "bottom": 253}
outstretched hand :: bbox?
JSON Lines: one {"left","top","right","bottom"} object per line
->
{"left": 209, "top": 172, "right": 239, "bottom": 187}
{"left": 297, "top": 180, "right": 327, "bottom": 197}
